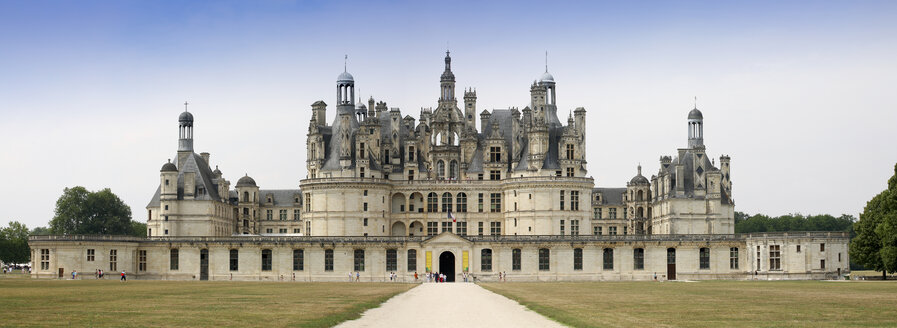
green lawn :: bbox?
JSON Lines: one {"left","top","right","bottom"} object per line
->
{"left": 482, "top": 281, "right": 897, "bottom": 328}
{"left": 0, "top": 278, "right": 414, "bottom": 327}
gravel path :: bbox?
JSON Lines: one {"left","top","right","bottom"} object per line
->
{"left": 336, "top": 283, "right": 566, "bottom": 328}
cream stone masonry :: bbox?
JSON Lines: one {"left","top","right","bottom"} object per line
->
{"left": 30, "top": 52, "right": 847, "bottom": 281}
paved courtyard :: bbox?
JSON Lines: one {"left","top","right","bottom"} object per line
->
{"left": 336, "top": 283, "right": 566, "bottom": 328}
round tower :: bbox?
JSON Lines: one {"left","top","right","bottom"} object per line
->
{"left": 687, "top": 107, "right": 704, "bottom": 148}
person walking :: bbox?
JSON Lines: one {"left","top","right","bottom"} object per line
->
{"left": 120, "top": 271, "right": 126, "bottom": 282}
{"left": 355, "top": 271, "right": 360, "bottom": 282}
{"left": 72, "top": 270, "right": 77, "bottom": 280}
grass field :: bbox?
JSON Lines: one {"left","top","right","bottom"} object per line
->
{"left": 482, "top": 281, "right": 897, "bottom": 328}
{"left": 0, "top": 275, "right": 413, "bottom": 328}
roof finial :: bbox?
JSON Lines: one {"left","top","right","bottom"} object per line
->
{"left": 184, "top": 101, "right": 189, "bottom": 112}
{"left": 694, "top": 96, "right": 697, "bottom": 109}
{"left": 545, "top": 50, "right": 549, "bottom": 73}
{"left": 638, "top": 163, "right": 642, "bottom": 175}
{"left": 344, "top": 54, "right": 348, "bottom": 72}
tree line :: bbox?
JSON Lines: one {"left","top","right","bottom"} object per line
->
{"left": 734, "top": 212, "right": 856, "bottom": 234}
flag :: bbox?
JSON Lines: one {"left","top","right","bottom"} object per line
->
{"left": 448, "top": 210, "right": 456, "bottom": 222}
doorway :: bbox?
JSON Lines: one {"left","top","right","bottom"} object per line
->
{"left": 200, "top": 249, "right": 209, "bottom": 281}
{"left": 667, "top": 248, "right": 676, "bottom": 280}
{"left": 438, "top": 251, "right": 456, "bottom": 282}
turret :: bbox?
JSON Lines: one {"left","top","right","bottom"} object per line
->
{"left": 464, "top": 88, "right": 477, "bottom": 129}
{"left": 687, "top": 107, "right": 704, "bottom": 148}
{"left": 177, "top": 107, "right": 194, "bottom": 165}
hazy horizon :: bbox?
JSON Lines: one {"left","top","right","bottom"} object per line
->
{"left": 2, "top": 1, "right": 896, "bottom": 229}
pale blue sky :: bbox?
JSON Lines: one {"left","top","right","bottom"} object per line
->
{"left": 1, "top": 1, "right": 896, "bottom": 228}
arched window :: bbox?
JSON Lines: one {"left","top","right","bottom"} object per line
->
{"left": 427, "top": 192, "right": 439, "bottom": 213}
{"left": 437, "top": 161, "right": 446, "bottom": 180}
{"left": 243, "top": 192, "right": 249, "bottom": 202}
{"left": 637, "top": 190, "right": 644, "bottom": 201}
{"left": 441, "top": 192, "right": 453, "bottom": 212}
{"left": 456, "top": 193, "right": 467, "bottom": 213}
{"left": 449, "top": 160, "right": 458, "bottom": 179}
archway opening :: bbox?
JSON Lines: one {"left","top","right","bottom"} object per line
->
{"left": 390, "top": 221, "right": 406, "bottom": 236}
{"left": 438, "top": 251, "right": 456, "bottom": 282}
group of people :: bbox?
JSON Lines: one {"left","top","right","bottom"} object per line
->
{"left": 496, "top": 271, "right": 508, "bottom": 282}
{"left": 2, "top": 265, "right": 30, "bottom": 274}
{"left": 388, "top": 272, "right": 399, "bottom": 281}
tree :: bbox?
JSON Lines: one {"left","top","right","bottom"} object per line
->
{"left": 0, "top": 221, "right": 31, "bottom": 264}
{"left": 30, "top": 226, "right": 50, "bottom": 235}
{"left": 130, "top": 221, "right": 147, "bottom": 238}
{"left": 49, "top": 186, "right": 134, "bottom": 236}
{"left": 851, "top": 163, "right": 897, "bottom": 279}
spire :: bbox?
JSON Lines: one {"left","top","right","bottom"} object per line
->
{"left": 344, "top": 54, "right": 347, "bottom": 72}
{"left": 694, "top": 96, "right": 697, "bottom": 109}
{"left": 545, "top": 50, "right": 548, "bottom": 73}
{"left": 638, "top": 164, "right": 642, "bottom": 176}
{"left": 184, "top": 101, "right": 189, "bottom": 112}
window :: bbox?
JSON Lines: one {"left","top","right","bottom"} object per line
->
{"left": 596, "top": 208, "right": 602, "bottom": 219}
{"left": 730, "top": 247, "right": 739, "bottom": 269}
{"left": 138, "top": 250, "right": 147, "bottom": 271}
{"left": 427, "top": 193, "right": 438, "bottom": 212}
{"left": 442, "top": 221, "right": 453, "bottom": 233}
{"left": 566, "top": 144, "right": 574, "bottom": 160}
{"left": 427, "top": 222, "right": 438, "bottom": 236}
{"left": 170, "top": 249, "right": 179, "bottom": 270}
{"left": 489, "top": 146, "right": 501, "bottom": 162}
{"left": 408, "top": 249, "right": 417, "bottom": 271}
{"left": 820, "top": 259, "right": 825, "bottom": 269}
{"left": 293, "top": 249, "right": 304, "bottom": 271}
{"left": 266, "top": 228, "right": 273, "bottom": 234}
{"left": 408, "top": 146, "right": 415, "bottom": 161}
{"left": 603, "top": 248, "right": 614, "bottom": 270}
{"left": 442, "top": 192, "right": 453, "bottom": 212}
{"left": 324, "top": 249, "right": 334, "bottom": 271}
{"left": 478, "top": 193, "right": 484, "bottom": 212}
{"left": 437, "top": 161, "right": 445, "bottom": 180}
{"left": 769, "top": 245, "right": 781, "bottom": 270}
{"left": 700, "top": 248, "right": 710, "bottom": 269}
{"left": 354, "top": 249, "right": 365, "bottom": 271}
{"left": 294, "top": 228, "right": 301, "bottom": 233}
{"left": 305, "top": 193, "right": 312, "bottom": 212}
{"left": 571, "top": 191, "right": 579, "bottom": 210}
{"left": 481, "top": 249, "right": 493, "bottom": 271}
{"left": 306, "top": 221, "right": 311, "bottom": 235}
{"left": 279, "top": 228, "right": 287, "bottom": 233}
{"left": 408, "top": 170, "right": 414, "bottom": 181}
{"left": 560, "top": 191, "right": 565, "bottom": 210}
{"left": 490, "top": 222, "right": 501, "bottom": 235}
{"left": 280, "top": 209, "right": 287, "bottom": 220}
{"left": 571, "top": 220, "right": 579, "bottom": 235}
{"left": 490, "top": 170, "right": 501, "bottom": 180}
{"left": 566, "top": 167, "right": 575, "bottom": 177}
{"left": 634, "top": 248, "right": 644, "bottom": 270}
{"left": 293, "top": 209, "right": 300, "bottom": 220}
{"left": 40, "top": 249, "right": 49, "bottom": 270}
{"left": 363, "top": 203, "right": 368, "bottom": 211}
{"left": 624, "top": 226, "right": 628, "bottom": 235}
{"left": 456, "top": 193, "right": 467, "bottom": 212}
{"left": 262, "top": 249, "right": 272, "bottom": 271}
{"left": 539, "top": 248, "right": 550, "bottom": 271}
{"left": 573, "top": 248, "right": 583, "bottom": 270}
{"left": 797, "top": 245, "right": 801, "bottom": 252}
{"left": 490, "top": 193, "right": 501, "bottom": 213}
{"left": 386, "top": 249, "right": 397, "bottom": 271}
{"left": 363, "top": 218, "right": 368, "bottom": 226}
{"left": 609, "top": 208, "right": 617, "bottom": 219}
{"left": 609, "top": 226, "right": 617, "bottom": 235}
{"left": 512, "top": 249, "right": 522, "bottom": 271}
{"left": 478, "top": 173, "right": 483, "bottom": 180}
{"left": 560, "top": 219, "right": 565, "bottom": 235}
{"left": 596, "top": 226, "right": 603, "bottom": 235}
{"left": 87, "top": 249, "right": 95, "bottom": 262}
{"left": 456, "top": 222, "right": 467, "bottom": 236}
{"left": 230, "top": 249, "right": 239, "bottom": 271}
{"left": 478, "top": 222, "right": 484, "bottom": 236}
{"left": 109, "top": 249, "right": 118, "bottom": 271}
{"left": 359, "top": 167, "right": 365, "bottom": 178}
{"left": 266, "top": 210, "right": 273, "bottom": 220}
{"left": 820, "top": 243, "right": 825, "bottom": 252}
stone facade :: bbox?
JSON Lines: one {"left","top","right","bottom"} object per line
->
{"left": 29, "top": 52, "right": 848, "bottom": 281}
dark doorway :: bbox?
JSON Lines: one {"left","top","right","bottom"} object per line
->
{"left": 667, "top": 248, "right": 676, "bottom": 280}
{"left": 439, "top": 251, "right": 456, "bottom": 282}
{"left": 200, "top": 249, "right": 209, "bottom": 281}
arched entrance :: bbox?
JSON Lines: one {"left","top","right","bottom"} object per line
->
{"left": 438, "top": 251, "right": 456, "bottom": 282}
{"left": 391, "top": 221, "right": 406, "bottom": 236}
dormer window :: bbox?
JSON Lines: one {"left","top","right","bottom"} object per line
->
{"left": 489, "top": 147, "right": 501, "bottom": 162}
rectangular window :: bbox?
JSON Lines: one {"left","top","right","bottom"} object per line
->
{"left": 280, "top": 209, "right": 287, "bottom": 220}
{"left": 266, "top": 209, "right": 273, "bottom": 220}
{"left": 820, "top": 259, "right": 825, "bottom": 269}
{"left": 624, "top": 226, "right": 628, "bottom": 235}
{"left": 294, "top": 209, "right": 300, "bottom": 220}
{"left": 386, "top": 249, "right": 397, "bottom": 271}
{"left": 571, "top": 220, "right": 579, "bottom": 236}
{"left": 770, "top": 245, "right": 781, "bottom": 270}
{"left": 490, "top": 222, "right": 501, "bottom": 235}
{"left": 363, "top": 203, "right": 368, "bottom": 211}
{"left": 261, "top": 249, "right": 272, "bottom": 271}
{"left": 478, "top": 173, "right": 483, "bottom": 180}
{"left": 230, "top": 249, "right": 239, "bottom": 271}
{"left": 512, "top": 249, "right": 521, "bottom": 271}
{"left": 407, "top": 249, "right": 417, "bottom": 271}
{"left": 456, "top": 222, "right": 467, "bottom": 236}
{"left": 442, "top": 221, "right": 453, "bottom": 233}
{"left": 87, "top": 249, "right": 95, "bottom": 261}
{"left": 40, "top": 249, "right": 50, "bottom": 270}
{"left": 324, "top": 249, "right": 334, "bottom": 271}
{"left": 478, "top": 193, "right": 484, "bottom": 212}
{"left": 306, "top": 221, "right": 311, "bottom": 235}
{"left": 481, "top": 249, "right": 493, "bottom": 271}
{"left": 408, "top": 170, "right": 414, "bottom": 181}
{"left": 279, "top": 228, "right": 287, "bottom": 233}
{"left": 603, "top": 248, "right": 614, "bottom": 270}
{"left": 170, "top": 249, "right": 179, "bottom": 270}
{"left": 489, "top": 146, "right": 502, "bottom": 162}
{"left": 597, "top": 226, "right": 603, "bottom": 235}
{"left": 634, "top": 248, "right": 644, "bottom": 270}
{"left": 359, "top": 167, "right": 365, "bottom": 178}
{"left": 539, "top": 248, "right": 550, "bottom": 271}
{"left": 566, "top": 144, "right": 575, "bottom": 160}
{"left": 305, "top": 193, "right": 312, "bottom": 212}
{"left": 560, "top": 219, "right": 565, "bottom": 235}
{"left": 359, "top": 142, "right": 365, "bottom": 159}
{"left": 797, "top": 245, "right": 801, "bottom": 252}
{"left": 566, "top": 167, "right": 575, "bottom": 177}
{"left": 597, "top": 208, "right": 602, "bottom": 219}
{"left": 293, "top": 228, "right": 300, "bottom": 233}
{"left": 820, "top": 243, "right": 825, "bottom": 252}
{"left": 490, "top": 193, "right": 501, "bottom": 213}
{"left": 609, "top": 208, "right": 617, "bottom": 219}
{"left": 573, "top": 248, "right": 583, "bottom": 270}
{"left": 354, "top": 249, "right": 365, "bottom": 272}
{"left": 266, "top": 228, "right": 273, "bottom": 233}
{"left": 559, "top": 190, "right": 565, "bottom": 210}
{"left": 478, "top": 222, "right": 484, "bottom": 236}
{"left": 700, "top": 247, "right": 710, "bottom": 269}
{"left": 427, "top": 222, "right": 438, "bottom": 236}
{"left": 293, "top": 249, "right": 304, "bottom": 271}
{"left": 490, "top": 170, "right": 501, "bottom": 180}
{"left": 364, "top": 218, "right": 368, "bottom": 226}
{"left": 109, "top": 249, "right": 118, "bottom": 271}
{"left": 408, "top": 146, "right": 415, "bottom": 161}
{"left": 729, "top": 247, "right": 739, "bottom": 269}
{"left": 571, "top": 191, "right": 579, "bottom": 210}
{"left": 138, "top": 250, "right": 147, "bottom": 271}
{"left": 609, "top": 226, "right": 617, "bottom": 235}
{"left": 457, "top": 194, "right": 467, "bottom": 212}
